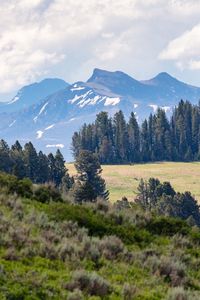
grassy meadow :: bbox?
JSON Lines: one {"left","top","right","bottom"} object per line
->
{"left": 67, "top": 162, "right": 200, "bottom": 202}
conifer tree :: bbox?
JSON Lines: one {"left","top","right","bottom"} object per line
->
{"left": 0, "top": 139, "right": 12, "bottom": 173}
{"left": 74, "top": 150, "right": 109, "bottom": 202}
{"left": 127, "top": 112, "right": 140, "bottom": 162}
{"left": 23, "top": 142, "right": 39, "bottom": 182}
{"left": 54, "top": 149, "right": 66, "bottom": 186}
{"left": 113, "top": 110, "right": 129, "bottom": 163}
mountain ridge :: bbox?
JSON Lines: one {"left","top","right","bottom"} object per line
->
{"left": 1, "top": 68, "right": 200, "bottom": 160}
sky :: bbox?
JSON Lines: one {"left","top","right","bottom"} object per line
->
{"left": 1, "top": 0, "right": 200, "bottom": 101}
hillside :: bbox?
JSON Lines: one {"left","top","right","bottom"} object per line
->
{"left": 67, "top": 162, "right": 200, "bottom": 202}
{"left": 1, "top": 172, "right": 200, "bottom": 299}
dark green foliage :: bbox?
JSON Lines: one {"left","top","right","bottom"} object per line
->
{"left": 34, "top": 185, "right": 62, "bottom": 203}
{"left": 46, "top": 202, "right": 152, "bottom": 245}
{"left": 73, "top": 150, "right": 109, "bottom": 203}
{"left": 136, "top": 178, "right": 200, "bottom": 226}
{"left": 0, "top": 172, "right": 33, "bottom": 198}
{"left": 0, "top": 171, "right": 62, "bottom": 203}
{"left": 72, "top": 100, "right": 200, "bottom": 163}
{"left": 0, "top": 140, "right": 71, "bottom": 187}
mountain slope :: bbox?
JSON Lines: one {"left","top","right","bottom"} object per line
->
{"left": 0, "top": 78, "right": 69, "bottom": 113}
{"left": 1, "top": 69, "right": 200, "bottom": 160}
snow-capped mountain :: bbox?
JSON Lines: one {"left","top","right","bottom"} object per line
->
{"left": 0, "top": 78, "right": 69, "bottom": 113}
{"left": 1, "top": 68, "right": 200, "bottom": 161}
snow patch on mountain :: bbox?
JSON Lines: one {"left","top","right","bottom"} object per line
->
{"left": 46, "top": 144, "right": 64, "bottom": 148}
{"left": 34, "top": 102, "right": 49, "bottom": 122}
{"left": 68, "top": 91, "right": 92, "bottom": 104}
{"left": 71, "top": 86, "right": 85, "bottom": 92}
{"left": 104, "top": 97, "right": 120, "bottom": 106}
{"left": 161, "top": 106, "right": 171, "bottom": 113}
{"left": 7, "top": 96, "right": 19, "bottom": 105}
{"left": 79, "top": 99, "right": 93, "bottom": 108}
{"left": 149, "top": 104, "right": 158, "bottom": 112}
{"left": 45, "top": 124, "right": 55, "bottom": 130}
{"left": 88, "top": 95, "right": 102, "bottom": 105}
{"left": 9, "top": 120, "right": 16, "bottom": 127}
{"left": 36, "top": 130, "right": 44, "bottom": 139}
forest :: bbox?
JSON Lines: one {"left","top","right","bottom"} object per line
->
{"left": 72, "top": 100, "right": 200, "bottom": 163}
{"left": 0, "top": 140, "right": 73, "bottom": 188}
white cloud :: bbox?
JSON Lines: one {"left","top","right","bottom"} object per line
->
{"left": 159, "top": 23, "right": 200, "bottom": 70}
{"left": 0, "top": 0, "right": 200, "bottom": 94}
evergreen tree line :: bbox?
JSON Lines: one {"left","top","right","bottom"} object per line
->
{"left": 135, "top": 177, "right": 200, "bottom": 226}
{"left": 0, "top": 139, "right": 108, "bottom": 203}
{"left": 0, "top": 139, "right": 71, "bottom": 187}
{"left": 72, "top": 100, "right": 200, "bottom": 163}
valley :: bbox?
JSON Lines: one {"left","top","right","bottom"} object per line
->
{"left": 67, "top": 162, "right": 200, "bottom": 202}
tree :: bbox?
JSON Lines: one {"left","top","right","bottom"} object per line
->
{"left": 127, "top": 112, "right": 140, "bottom": 162}
{"left": 23, "top": 142, "right": 39, "bottom": 182}
{"left": 0, "top": 139, "right": 12, "bottom": 173}
{"left": 37, "top": 151, "right": 50, "bottom": 183}
{"left": 113, "top": 110, "right": 129, "bottom": 163}
{"left": 140, "top": 120, "right": 150, "bottom": 162}
{"left": 74, "top": 150, "right": 109, "bottom": 203}
{"left": 136, "top": 178, "right": 200, "bottom": 226}
{"left": 53, "top": 149, "right": 66, "bottom": 186}
{"left": 10, "top": 141, "right": 26, "bottom": 179}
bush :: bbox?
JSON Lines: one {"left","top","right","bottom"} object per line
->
{"left": 122, "top": 283, "right": 137, "bottom": 300}
{"left": 66, "top": 270, "right": 111, "bottom": 297}
{"left": 166, "top": 287, "right": 200, "bottom": 300}
{"left": 0, "top": 173, "right": 33, "bottom": 198}
{"left": 67, "top": 289, "right": 83, "bottom": 300}
{"left": 98, "top": 236, "right": 125, "bottom": 260}
{"left": 34, "top": 185, "right": 62, "bottom": 203}
{"left": 147, "top": 256, "right": 186, "bottom": 287}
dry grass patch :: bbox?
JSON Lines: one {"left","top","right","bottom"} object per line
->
{"left": 66, "top": 162, "right": 200, "bottom": 202}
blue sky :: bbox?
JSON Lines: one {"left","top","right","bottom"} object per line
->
{"left": 1, "top": 0, "right": 200, "bottom": 101}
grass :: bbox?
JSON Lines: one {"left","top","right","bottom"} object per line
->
{"left": 66, "top": 162, "right": 200, "bottom": 202}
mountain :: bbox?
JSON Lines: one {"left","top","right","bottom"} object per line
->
{"left": 0, "top": 78, "right": 69, "bottom": 113}
{"left": 0, "top": 69, "right": 200, "bottom": 161}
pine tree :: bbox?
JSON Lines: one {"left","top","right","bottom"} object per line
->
{"left": 48, "top": 153, "right": 56, "bottom": 182}
{"left": 0, "top": 139, "right": 12, "bottom": 173}
{"left": 53, "top": 149, "right": 66, "bottom": 186}
{"left": 113, "top": 110, "right": 129, "bottom": 163}
{"left": 140, "top": 120, "right": 150, "bottom": 162}
{"left": 127, "top": 112, "right": 140, "bottom": 162}
{"left": 23, "top": 142, "right": 40, "bottom": 182}
{"left": 10, "top": 141, "right": 26, "bottom": 179}
{"left": 37, "top": 151, "right": 50, "bottom": 183}
{"left": 74, "top": 150, "right": 109, "bottom": 202}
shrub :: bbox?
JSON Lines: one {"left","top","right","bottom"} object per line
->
{"left": 166, "top": 287, "right": 200, "bottom": 300}
{"left": 67, "top": 289, "right": 83, "bottom": 300}
{"left": 145, "top": 254, "right": 186, "bottom": 287}
{"left": 15, "top": 178, "right": 33, "bottom": 198}
{"left": 58, "top": 240, "right": 79, "bottom": 262}
{"left": 122, "top": 283, "right": 137, "bottom": 300}
{"left": 34, "top": 185, "right": 62, "bottom": 203}
{"left": 98, "top": 236, "right": 125, "bottom": 260}
{"left": 66, "top": 270, "right": 111, "bottom": 297}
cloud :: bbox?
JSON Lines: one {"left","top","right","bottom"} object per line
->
{"left": 0, "top": 0, "right": 200, "bottom": 94}
{"left": 159, "top": 23, "right": 200, "bottom": 70}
